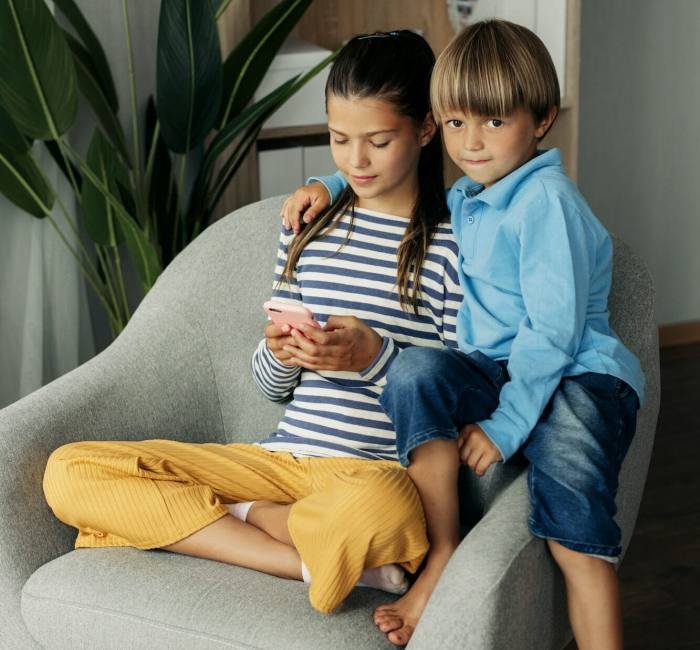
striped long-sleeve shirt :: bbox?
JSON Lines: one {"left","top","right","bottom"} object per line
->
{"left": 253, "top": 207, "right": 463, "bottom": 461}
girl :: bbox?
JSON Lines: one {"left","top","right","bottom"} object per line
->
{"left": 43, "top": 30, "right": 462, "bottom": 636}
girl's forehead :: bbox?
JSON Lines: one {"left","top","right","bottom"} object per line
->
{"left": 326, "top": 95, "right": 410, "bottom": 133}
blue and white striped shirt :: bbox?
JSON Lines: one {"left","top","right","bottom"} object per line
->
{"left": 252, "top": 207, "right": 463, "bottom": 461}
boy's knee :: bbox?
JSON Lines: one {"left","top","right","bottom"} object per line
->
{"left": 385, "top": 347, "right": 456, "bottom": 396}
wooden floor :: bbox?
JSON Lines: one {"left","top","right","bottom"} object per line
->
{"left": 618, "top": 342, "right": 700, "bottom": 648}
{"left": 567, "top": 342, "right": 700, "bottom": 649}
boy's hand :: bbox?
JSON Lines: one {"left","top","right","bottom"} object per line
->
{"left": 281, "top": 182, "right": 330, "bottom": 234}
{"left": 282, "top": 316, "right": 382, "bottom": 372}
{"left": 458, "top": 424, "right": 502, "bottom": 476}
{"left": 264, "top": 321, "right": 299, "bottom": 367}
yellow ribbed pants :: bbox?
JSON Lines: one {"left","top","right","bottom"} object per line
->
{"left": 43, "top": 440, "right": 428, "bottom": 613}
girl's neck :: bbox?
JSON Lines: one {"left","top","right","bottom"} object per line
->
{"left": 355, "top": 182, "right": 419, "bottom": 219}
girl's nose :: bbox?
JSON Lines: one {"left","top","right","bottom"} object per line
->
{"left": 349, "top": 143, "right": 370, "bottom": 168}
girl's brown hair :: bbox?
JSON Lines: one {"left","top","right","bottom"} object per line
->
{"left": 431, "top": 19, "right": 560, "bottom": 132}
{"left": 281, "top": 30, "right": 448, "bottom": 314}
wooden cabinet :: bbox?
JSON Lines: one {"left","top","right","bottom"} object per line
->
{"left": 216, "top": 0, "right": 580, "bottom": 216}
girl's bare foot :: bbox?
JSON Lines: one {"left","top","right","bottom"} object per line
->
{"left": 372, "top": 547, "right": 454, "bottom": 646}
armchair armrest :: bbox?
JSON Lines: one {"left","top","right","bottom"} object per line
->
{"left": 410, "top": 471, "right": 572, "bottom": 650}
{"left": 0, "top": 295, "right": 225, "bottom": 647}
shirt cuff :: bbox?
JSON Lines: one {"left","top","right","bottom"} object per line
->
{"left": 307, "top": 171, "right": 346, "bottom": 203}
{"left": 476, "top": 409, "right": 528, "bottom": 462}
{"left": 359, "top": 337, "right": 399, "bottom": 386}
{"left": 260, "top": 339, "right": 301, "bottom": 377}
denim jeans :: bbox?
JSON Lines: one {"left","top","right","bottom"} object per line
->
{"left": 379, "top": 346, "right": 639, "bottom": 559}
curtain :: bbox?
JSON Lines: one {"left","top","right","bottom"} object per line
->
{"left": 0, "top": 147, "right": 94, "bottom": 409}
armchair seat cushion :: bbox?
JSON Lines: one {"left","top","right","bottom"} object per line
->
{"left": 21, "top": 548, "right": 395, "bottom": 649}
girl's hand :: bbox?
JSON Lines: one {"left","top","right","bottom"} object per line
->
{"left": 264, "top": 321, "right": 299, "bottom": 367}
{"left": 282, "top": 316, "right": 383, "bottom": 371}
{"left": 458, "top": 424, "right": 502, "bottom": 476}
{"left": 281, "top": 182, "right": 331, "bottom": 234}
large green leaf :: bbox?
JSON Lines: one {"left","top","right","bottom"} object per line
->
{"left": 156, "top": 0, "right": 223, "bottom": 153}
{"left": 82, "top": 129, "right": 126, "bottom": 247}
{"left": 52, "top": 0, "right": 119, "bottom": 111}
{"left": 64, "top": 32, "right": 130, "bottom": 163}
{"left": 114, "top": 207, "right": 162, "bottom": 293}
{"left": 218, "top": 0, "right": 312, "bottom": 128}
{"left": 0, "top": 101, "right": 31, "bottom": 155}
{"left": 199, "top": 51, "right": 335, "bottom": 226}
{"left": 0, "top": 0, "right": 78, "bottom": 140}
{"left": 64, "top": 140, "right": 162, "bottom": 292}
{"left": 0, "top": 147, "right": 54, "bottom": 218}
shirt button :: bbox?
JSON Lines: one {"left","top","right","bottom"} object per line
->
{"left": 467, "top": 216, "right": 475, "bottom": 224}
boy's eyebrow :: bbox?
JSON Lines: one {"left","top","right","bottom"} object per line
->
{"left": 328, "top": 127, "right": 398, "bottom": 137}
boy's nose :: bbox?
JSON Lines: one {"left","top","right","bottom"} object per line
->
{"left": 462, "top": 128, "right": 483, "bottom": 151}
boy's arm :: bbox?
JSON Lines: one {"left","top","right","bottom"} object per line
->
{"left": 307, "top": 170, "right": 346, "bottom": 202}
{"left": 477, "top": 191, "right": 599, "bottom": 461}
{"left": 306, "top": 171, "right": 456, "bottom": 208}
{"left": 251, "top": 224, "right": 302, "bottom": 402}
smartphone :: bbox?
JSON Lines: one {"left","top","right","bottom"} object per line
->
{"left": 263, "top": 300, "right": 321, "bottom": 330}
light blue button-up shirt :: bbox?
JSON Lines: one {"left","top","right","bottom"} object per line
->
{"left": 311, "top": 148, "right": 645, "bottom": 461}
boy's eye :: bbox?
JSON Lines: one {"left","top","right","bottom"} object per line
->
{"left": 486, "top": 118, "right": 504, "bottom": 128}
{"left": 445, "top": 119, "right": 463, "bottom": 128}
{"left": 332, "top": 138, "right": 348, "bottom": 145}
{"left": 371, "top": 141, "right": 390, "bottom": 148}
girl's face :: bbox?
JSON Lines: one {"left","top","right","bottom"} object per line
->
{"left": 327, "top": 94, "right": 435, "bottom": 216}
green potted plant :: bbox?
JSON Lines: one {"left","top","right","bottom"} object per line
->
{"left": 0, "top": 0, "right": 334, "bottom": 337}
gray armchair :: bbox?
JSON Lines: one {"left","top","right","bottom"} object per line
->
{"left": 0, "top": 197, "right": 660, "bottom": 649}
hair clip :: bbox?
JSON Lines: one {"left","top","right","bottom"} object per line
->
{"left": 358, "top": 31, "right": 400, "bottom": 40}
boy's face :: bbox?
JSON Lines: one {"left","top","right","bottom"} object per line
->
{"left": 440, "top": 107, "right": 556, "bottom": 187}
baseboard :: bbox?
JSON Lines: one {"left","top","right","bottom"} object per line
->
{"left": 658, "top": 320, "right": 700, "bottom": 347}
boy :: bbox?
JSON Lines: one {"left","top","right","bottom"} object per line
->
{"left": 282, "top": 20, "right": 644, "bottom": 649}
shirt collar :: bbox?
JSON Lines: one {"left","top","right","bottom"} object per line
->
{"left": 453, "top": 148, "right": 562, "bottom": 209}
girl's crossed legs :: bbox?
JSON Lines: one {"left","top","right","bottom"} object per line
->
{"left": 43, "top": 440, "right": 428, "bottom": 614}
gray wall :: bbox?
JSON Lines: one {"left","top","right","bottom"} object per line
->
{"left": 578, "top": 0, "right": 700, "bottom": 326}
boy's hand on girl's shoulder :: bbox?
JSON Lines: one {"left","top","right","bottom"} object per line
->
{"left": 458, "top": 424, "right": 502, "bottom": 476}
{"left": 281, "top": 182, "right": 330, "bottom": 234}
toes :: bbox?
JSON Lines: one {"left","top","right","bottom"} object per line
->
{"left": 373, "top": 605, "right": 398, "bottom": 623}
{"left": 376, "top": 616, "right": 403, "bottom": 633}
{"left": 388, "top": 625, "right": 414, "bottom": 647}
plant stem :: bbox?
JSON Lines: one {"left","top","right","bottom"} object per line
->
{"left": 113, "top": 244, "right": 131, "bottom": 323}
{"left": 122, "top": 0, "right": 142, "bottom": 177}
{"left": 173, "top": 153, "right": 188, "bottom": 256}
{"left": 45, "top": 212, "right": 120, "bottom": 327}
{"left": 94, "top": 244, "right": 124, "bottom": 327}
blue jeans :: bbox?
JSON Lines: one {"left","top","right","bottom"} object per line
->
{"left": 379, "top": 346, "right": 639, "bottom": 559}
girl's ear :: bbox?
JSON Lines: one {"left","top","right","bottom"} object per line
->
{"left": 534, "top": 106, "right": 559, "bottom": 139}
{"left": 419, "top": 111, "right": 438, "bottom": 146}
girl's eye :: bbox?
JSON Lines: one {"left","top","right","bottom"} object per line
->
{"left": 445, "top": 119, "right": 463, "bottom": 128}
{"left": 332, "top": 138, "right": 348, "bottom": 145}
{"left": 487, "top": 119, "right": 504, "bottom": 128}
{"left": 371, "top": 141, "right": 390, "bottom": 148}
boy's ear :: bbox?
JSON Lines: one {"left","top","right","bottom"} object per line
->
{"left": 420, "top": 111, "right": 438, "bottom": 146}
{"left": 534, "top": 106, "right": 559, "bottom": 139}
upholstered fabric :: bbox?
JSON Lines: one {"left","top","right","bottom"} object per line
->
{"left": 0, "top": 196, "right": 660, "bottom": 649}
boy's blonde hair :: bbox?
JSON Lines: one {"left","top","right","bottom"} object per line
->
{"left": 431, "top": 19, "right": 560, "bottom": 125}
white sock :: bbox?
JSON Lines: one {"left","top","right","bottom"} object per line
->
{"left": 226, "top": 501, "right": 255, "bottom": 522}
{"left": 300, "top": 561, "right": 408, "bottom": 594}
{"left": 301, "top": 561, "right": 312, "bottom": 583}
{"left": 357, "top": 564, "right": 409, "bottom": 595}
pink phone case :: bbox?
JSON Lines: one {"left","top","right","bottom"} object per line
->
{"left": 263, "top": 300, "right": 321, "bottom": 330}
